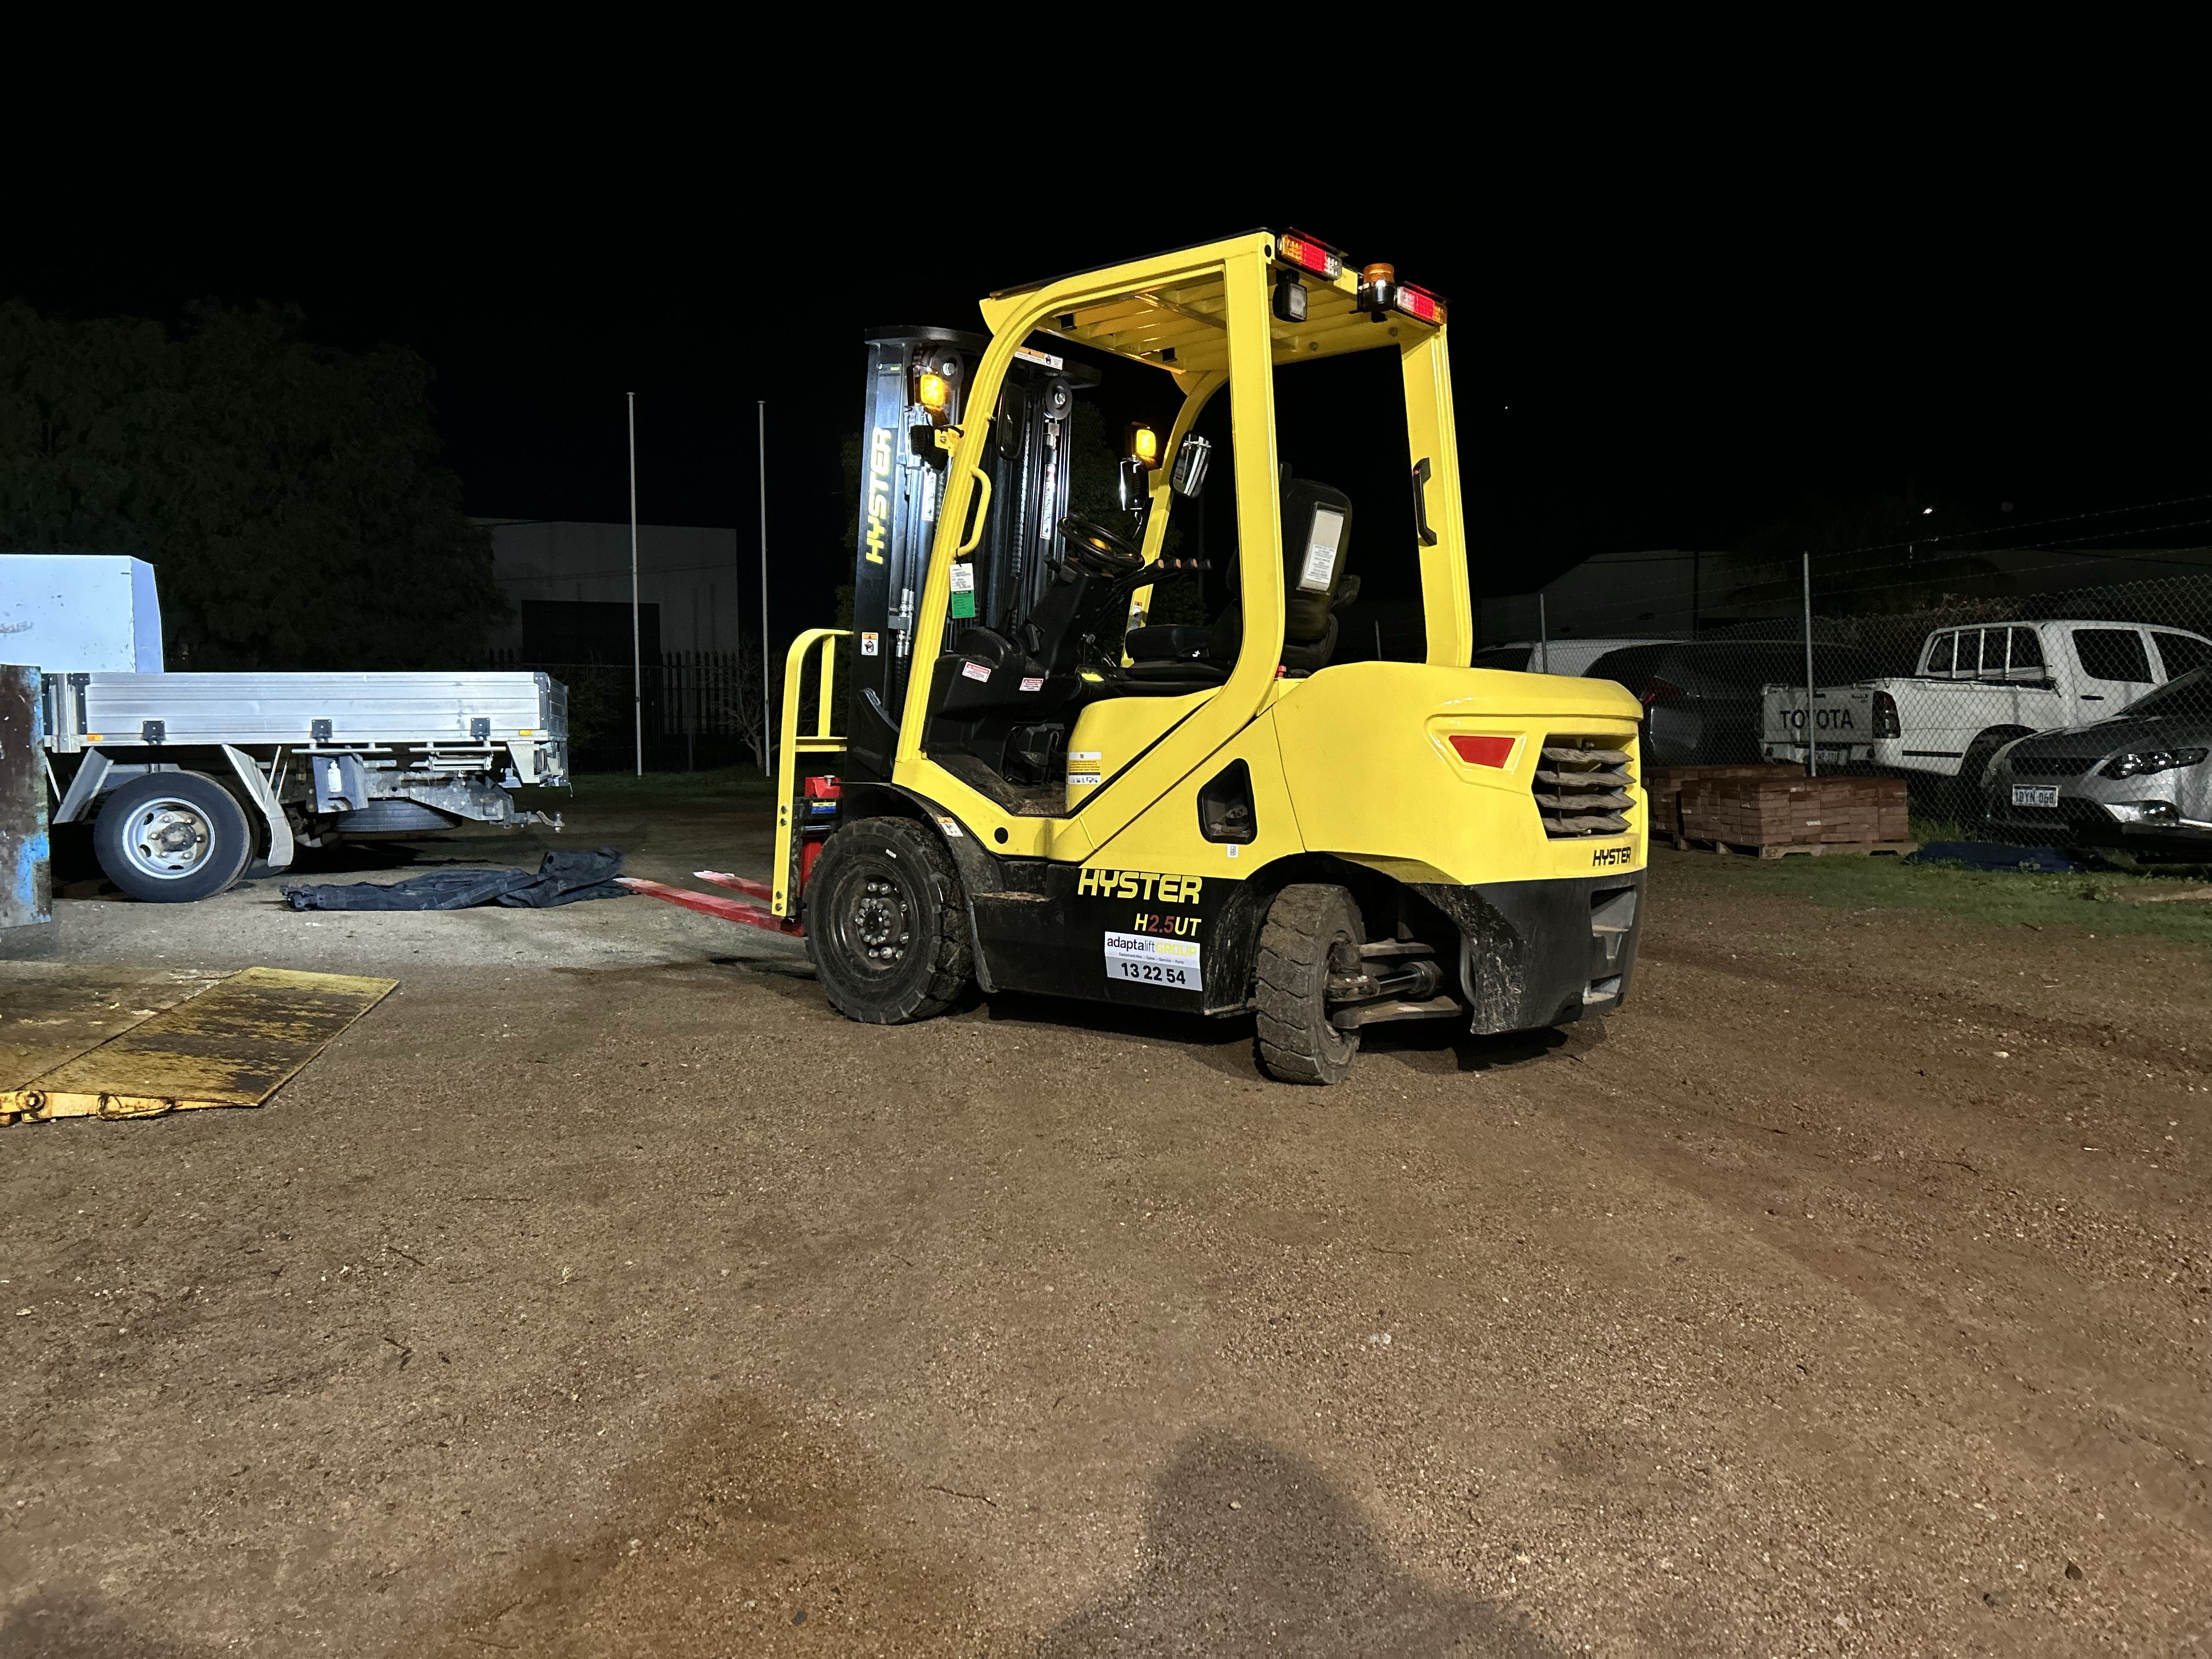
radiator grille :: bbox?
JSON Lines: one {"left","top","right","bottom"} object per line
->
{"left": 1533, "top": 738, "right": 1635, "bottom": 838}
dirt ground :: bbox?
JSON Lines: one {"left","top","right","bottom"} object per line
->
{"left": 3, "top": 799, "right": 2209, "bottom": 1657}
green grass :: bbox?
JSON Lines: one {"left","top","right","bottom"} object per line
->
{"left": 1663, "top": 846, "right": 2212, "bottom": 947}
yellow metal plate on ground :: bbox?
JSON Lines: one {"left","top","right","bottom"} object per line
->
{"left": 0, "top": 967, "right": 227, "bottom": 1093}
{"left": 1, "top": 967, "right": 396, "bottom": 1124}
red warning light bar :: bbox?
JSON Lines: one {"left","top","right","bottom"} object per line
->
{"left": 1276, "top": 230, "right": 1344, "bottom": 282}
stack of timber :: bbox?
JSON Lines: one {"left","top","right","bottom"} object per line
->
{"left": 1677, "top": 774, "right": 1914, "bottom": 858}
{"left": 1644, "top": 765, "right": 1798, "bottom": 844}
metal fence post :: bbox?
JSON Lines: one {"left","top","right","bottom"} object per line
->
{"left": 629, "top": 392, "right": 642, "bottom": 778}
{"left": 1802, "top": 551, "right": 1817, "bottom": 778}
{"left": 758, "top": 400, "right": 773, "bottom": 777}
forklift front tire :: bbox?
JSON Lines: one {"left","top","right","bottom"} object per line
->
{"left": 805, "top": 816, "right": 975, "bottom": 1024}
{"left": 1253, "top": 883, "right": 1363, "bottom": 1085}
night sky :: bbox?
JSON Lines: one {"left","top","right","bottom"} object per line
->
{"left": 13, "top": 137, "right": 2204, "bottom": 639}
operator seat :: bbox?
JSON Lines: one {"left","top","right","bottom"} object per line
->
{"left": 1122, "top": 477, "right": 1358, "bottom": 685}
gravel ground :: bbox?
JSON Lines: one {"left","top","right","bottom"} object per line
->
{"left": 3, "top": 809, "right": 2208, "bottom": 1657}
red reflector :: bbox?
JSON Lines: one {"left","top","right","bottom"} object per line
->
{"left": 1391, "top": 282, "right": 1447, "bottom": 325}
{"left": 1448, "top": 734, "right": 1516, "bottom": 768}
{"left": 1276, "top": 229, "right": 1344, "bottom": 281}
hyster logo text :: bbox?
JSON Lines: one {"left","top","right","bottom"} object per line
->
{"left": 1077, "top": 869, "right": 1204, "bottom": 905}
{"left": 1592, "top": 846, "right": 1634, "bottom": 867}
{"left": 864, "top": 427, "right": 893, "bottom": 565}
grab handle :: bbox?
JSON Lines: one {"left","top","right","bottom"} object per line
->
{"left": 955, "top": 466, "right": 993, "bottom": 557}
{"left": 1410, "top": 457, "right": 1438, "bottom": 548}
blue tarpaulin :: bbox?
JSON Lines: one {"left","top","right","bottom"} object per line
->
{"left": 1904, "top": 841, "right": 2083, "bottom": 874}
{"left": 281, "top": 847, "right": 634, "bottom": 911}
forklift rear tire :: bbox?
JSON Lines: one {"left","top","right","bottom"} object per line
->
{"left": 805, "top": 816, "right": 975, "bottom": 1024}
{"left": 93, "top": 771, "right": 256, "bottom": 904}
{"left": 1254, "top": 883, "right": 1363, "bottom": 1085}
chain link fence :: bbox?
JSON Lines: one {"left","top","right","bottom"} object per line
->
{"left": 1488, "top": 549, "right": 2212, "bottom": 853}
{"left": 483, "top": 647, "right": 775, "bottom": 774}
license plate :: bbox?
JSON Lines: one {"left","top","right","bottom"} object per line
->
{"left": 2012, "top": 785, "right": 2059, "bottom": 808}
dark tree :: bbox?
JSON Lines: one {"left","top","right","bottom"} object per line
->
{"left": 0, "top": 300, "right": 503, "bottom": 669}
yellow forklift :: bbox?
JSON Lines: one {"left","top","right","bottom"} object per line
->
{"left": 625, "top": 229, "right": 1646, "bottom": 1082}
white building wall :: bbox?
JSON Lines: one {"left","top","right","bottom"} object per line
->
{"left": 481, "top": 521, "right": 746, "bottom": 654}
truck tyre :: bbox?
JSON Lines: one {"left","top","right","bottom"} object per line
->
{"left": 805, "top": 816, "right": 974, "bottom": 1024}
{"left": 94, "top": 771, "right": 256, "bottom": 903}
{"left": 1254, "top": 883, "right": 1364, "bottom": 1085}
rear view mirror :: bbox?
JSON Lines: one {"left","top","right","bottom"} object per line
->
{"left": 1171, "top": 435, "right": 1212, "bottom": 499}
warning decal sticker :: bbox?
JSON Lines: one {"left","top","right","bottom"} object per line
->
{"left": 1103, "top": 932, "right": 1201, "bottom": 991}
{"left": 961, "top": 660, "right": 992, "bottom": 682}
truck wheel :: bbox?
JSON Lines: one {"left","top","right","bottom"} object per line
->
{"left": 1254, "top": 883, "right": 1363, "bottom": 1085}
{"left": 805, "top": 816, "right": 974, "bottom": 1024}
{"left": 94, "top": 771, "right": 256, "bottom": 903}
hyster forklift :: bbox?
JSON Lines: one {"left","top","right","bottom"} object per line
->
{"left": 624, "top": 230, "right": 1647, "bottom": 1083}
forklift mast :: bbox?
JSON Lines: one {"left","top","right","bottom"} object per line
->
{"left": 844, "top": 327, "right": 1087, "bottom": 779}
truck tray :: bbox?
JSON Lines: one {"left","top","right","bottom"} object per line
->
{"left": 46, "top": 672, "right": 563, "bottom": 748}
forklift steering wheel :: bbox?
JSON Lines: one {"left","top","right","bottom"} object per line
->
{"left": 1058, "top": 515, "right": 1146, "bottom": 578}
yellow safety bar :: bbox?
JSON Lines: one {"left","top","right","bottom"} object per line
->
{"left": 772, "top": 628, "right": 850, "bottom": 917}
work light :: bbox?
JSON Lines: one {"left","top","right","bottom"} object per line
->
{"left": 1127, "top": 423, "right": 1161, "bottom": 469}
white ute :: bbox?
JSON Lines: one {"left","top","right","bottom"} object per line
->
{"left": 1762, "top": 619, "right": 2212, "bottom": 788}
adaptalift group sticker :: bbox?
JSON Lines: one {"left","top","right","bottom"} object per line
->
{"left": 1103, "top": 932, "right": 1201, "bottom": 990}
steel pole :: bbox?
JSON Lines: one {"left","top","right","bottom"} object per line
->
{"left": 629, "top": 392, "right": 642, "bottom": 778}
{"left": 1803, "top": 550, "right": 1816, "bottom": 778}
{"left": 758, "top": 400, "right": 771, "bottom": 776}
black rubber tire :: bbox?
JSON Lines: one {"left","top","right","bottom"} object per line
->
{"left": 805, "top": 816, "right": 974, "bottom": 1024}
{"left": 93, "top": 771, "right": 255, "bottom": 903}
{"left": 1253, "top": 882, "right": 1364, "bottom": 1085}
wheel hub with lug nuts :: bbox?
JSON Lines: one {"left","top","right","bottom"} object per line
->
{"left": 129, "top": 804, "right": 212, "bottom": 876}
{"left": 855, "top": 878, "right": 910, "bottom": 961}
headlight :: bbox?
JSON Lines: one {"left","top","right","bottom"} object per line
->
{"left": 2100, "top": 747, "right": 2209, "bottom": 778}
{"left": 2108, "top": 800, "right": 2181, "bottom": 824}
